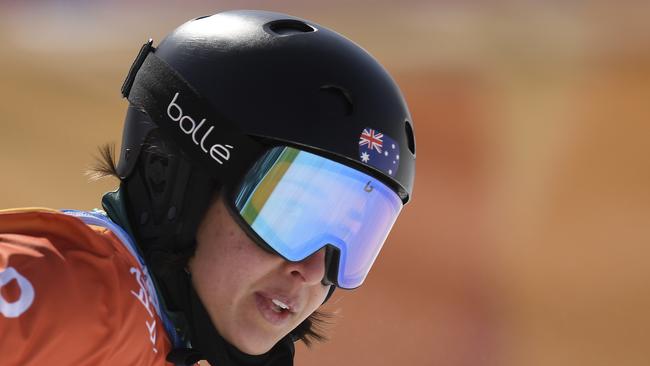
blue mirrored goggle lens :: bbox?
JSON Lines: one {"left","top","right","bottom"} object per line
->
{"left": 234, "top": 146, "right": 402, "bottom": 289}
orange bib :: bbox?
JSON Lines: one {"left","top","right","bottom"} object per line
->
{"left": 0, "top": 208, "right": 175, "bottom": 365}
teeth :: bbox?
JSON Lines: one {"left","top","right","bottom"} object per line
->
{"left": 271, "top": 298, "right": 290, "bottom": 310}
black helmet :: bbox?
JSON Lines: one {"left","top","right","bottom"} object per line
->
{"left": 113, "top": 9, "right": 416, "bottom": 365}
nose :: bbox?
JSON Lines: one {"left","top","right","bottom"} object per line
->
{"left": 284, "top": 248, "right": 326, "bottom": 285}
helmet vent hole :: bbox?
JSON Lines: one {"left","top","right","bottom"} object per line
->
{"left": 405, "top": 121, "right": 416, "bottom": 155}
{"left": 319, "top": 85, "right": 354, "bottom": 116}
{"left": 193, "top": 15, "right": 211, "bottom": 21}
{"left": 265, "top": 20, "right": 316, "bottom": 36}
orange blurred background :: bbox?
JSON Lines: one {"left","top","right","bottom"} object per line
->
{"left": 1, "top": 1, "right": 649, "bottom": 365}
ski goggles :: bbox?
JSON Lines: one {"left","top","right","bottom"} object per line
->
{"left": 232, "top": 146, "right": 403, "bottom": 289}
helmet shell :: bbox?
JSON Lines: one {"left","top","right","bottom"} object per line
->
{"left": 152, "top": 10, "right": 415, "bottom": 202}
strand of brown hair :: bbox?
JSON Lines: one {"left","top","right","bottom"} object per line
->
{"left": 86, "top": 143, "right": 120, "bottom": 181}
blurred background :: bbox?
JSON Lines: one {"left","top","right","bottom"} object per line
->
{"left": 1, "top": 1, "right": 649, "bottom": 365}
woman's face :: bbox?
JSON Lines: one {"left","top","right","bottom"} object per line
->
{"left": 188, "top": 194, "right": 331, "bottom": 355}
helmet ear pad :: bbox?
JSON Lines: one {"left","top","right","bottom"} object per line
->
{"left": 117, "top": 105, "right": 156, "bottom": 180}
{"left": 122, "top": 125, "right": 218, "bottom": 256}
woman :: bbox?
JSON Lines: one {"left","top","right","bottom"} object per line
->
{"left": 0, "top": 10, "right": 416, "bottom": 366}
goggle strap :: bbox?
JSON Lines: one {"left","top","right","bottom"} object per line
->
{"left": 122, "top": 39, "right": 265, "bottom": 186}
{"left": 121, "top": 39, "right": 154, "bottom": 99}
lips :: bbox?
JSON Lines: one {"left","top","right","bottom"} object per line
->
{"left": 254, "top": 292, "right": 298, "bottom": 326}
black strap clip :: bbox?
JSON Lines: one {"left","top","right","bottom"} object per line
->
{"left": 121, "top": 38, "right": 155, "bottom": 98}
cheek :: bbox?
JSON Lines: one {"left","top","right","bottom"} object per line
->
{"left": 191, "top": 224, "right": 277, "bottom": 301}
{"left": 191, "top": 236, "right": 246, "bottom": 293}
{"left": 304, "top": 285, "right": 331, "bottom": 315}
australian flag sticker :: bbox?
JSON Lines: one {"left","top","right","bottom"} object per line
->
{"left": 358, "top": 127, "right": 400, "bottom": 177}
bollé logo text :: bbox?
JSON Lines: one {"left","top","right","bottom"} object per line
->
{"left": 167, "top": 92, "right": 233, "bottom": 164}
